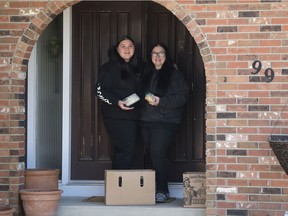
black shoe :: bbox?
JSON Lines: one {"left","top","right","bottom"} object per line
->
{"left": 156, "top": 192, "right": 170, "bottom": 203}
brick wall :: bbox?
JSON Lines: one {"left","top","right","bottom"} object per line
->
{"left": 0, "top": 0, "right": 287, "bottom": 215}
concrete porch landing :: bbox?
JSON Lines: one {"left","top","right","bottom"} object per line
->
{"left": 56, "top": 196, "right": 206, "bottom": 216}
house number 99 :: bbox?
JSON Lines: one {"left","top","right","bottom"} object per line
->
{"left": 251, "top": 60, "right": 274, "bottom": 83}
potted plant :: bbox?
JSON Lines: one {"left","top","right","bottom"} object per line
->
{"left": 268, "top": 135, "right": 288, "bottom": 175}
{"left": 268, "top": 100, "right": 288, "bottom": 175}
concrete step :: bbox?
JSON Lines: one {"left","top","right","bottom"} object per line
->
{"left": 56, "top": 196, "right": 205, "bottom": 216}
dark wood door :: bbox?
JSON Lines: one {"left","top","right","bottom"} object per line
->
{"left": 71, "top": 1, "right": 143, "bottom": 180}
{"left": 145, "top": 3, "right": 206, "bottom": 182}
{"left": 71, "top": 1, "right": 205, "bottom": 181}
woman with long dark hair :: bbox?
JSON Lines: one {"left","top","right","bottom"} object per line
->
{"left": 141, "top": 42, "right": 189, "bottom": 202}
{"left": 96, "top": 35, "right": 142, "bottom": 169}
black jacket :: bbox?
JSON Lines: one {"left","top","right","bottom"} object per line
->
{"left": 96, "top": 48, "right": 142, "bottom": 120}
{"left": 140, "top": 68, "right": 189, "bottom": 124}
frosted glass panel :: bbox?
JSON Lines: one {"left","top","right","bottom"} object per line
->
{"left": 35, "top": 14, "right": 63, "bottom": 170}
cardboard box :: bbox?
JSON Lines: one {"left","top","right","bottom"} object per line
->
{"left": 105, "top": 170, "right": 155, "bottom": 205}
{"left": 183, "top": 172, "right": 206, "bottom": 208}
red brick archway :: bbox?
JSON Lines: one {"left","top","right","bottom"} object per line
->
{"left": 3, "top": 0, "right": 288, "bottom": 215}
{"left": 10, "top": 0, "right": 213, "bottom": 215}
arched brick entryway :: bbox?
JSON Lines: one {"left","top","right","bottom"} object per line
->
{"left": 10, "top": 0, "right": 213, "bottom": 215}
{"left": 3, "top": 0, "right": 288, "bottom": 215}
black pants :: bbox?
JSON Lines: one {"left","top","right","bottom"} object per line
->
{"left": 103, "top": 118, "right": 139, "bottom": 169}
{"left": 141, "top": 121, "right": 178, "bottom": 193}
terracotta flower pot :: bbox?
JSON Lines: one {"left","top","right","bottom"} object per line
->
{"left": 20, "top": 189, "right": 63, "bottom": 216}
{"left": 0, "top": 207, "right": 15, "bottom": 216}
{"left": 25, "top": 169, "right": 60, "bottom": 190}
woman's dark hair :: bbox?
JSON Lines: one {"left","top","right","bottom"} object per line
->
{"left": 148, "top": 42, "right": 174, "bottom": 71}
{"left": 113, "top": 35, "right": 139, "bottom": 80}
{"left": 144, "top": 42, "right": 174, "bottom": 92}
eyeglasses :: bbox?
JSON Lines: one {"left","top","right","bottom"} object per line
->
{"left": 151, "top": 51, "right": 165, "bottom": 57}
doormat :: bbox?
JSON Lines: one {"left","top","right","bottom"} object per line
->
{"left": 82, "top": 196, "right": 105, "bottom": 202}
{"left": 156, "top": 197, "right": 176, "bottom": 204}
{"left": 82, "top": 196, "right": 176, "bottom": 203}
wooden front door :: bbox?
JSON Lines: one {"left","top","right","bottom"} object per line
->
{"left": 71, "top": 1, "right": 206, "bottom": 181}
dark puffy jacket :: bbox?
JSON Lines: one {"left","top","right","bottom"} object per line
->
{"left": 96, "top": 49, "right": 142, "bottom": 120}
{"left": 140, "top": 68, "right": 189, "bottom": 124}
